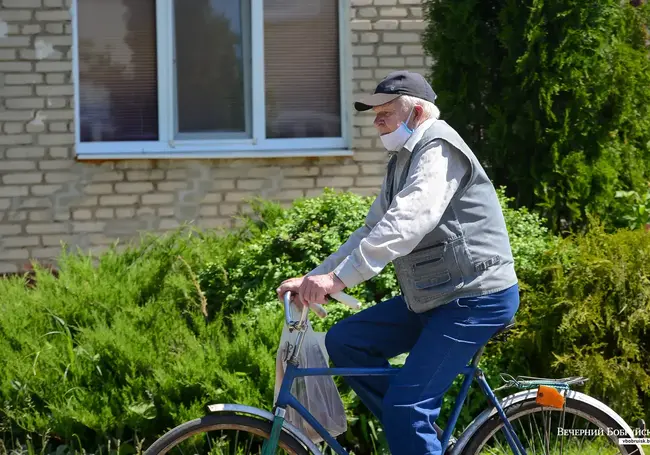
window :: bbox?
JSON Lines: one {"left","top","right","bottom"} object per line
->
{"left": 72, "top": 0, "right": 351, "bottom": 159}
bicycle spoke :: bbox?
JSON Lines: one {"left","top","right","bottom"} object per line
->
{"left": 206, "top": 431, "right": 213, "bottom": 453}
{"left": 517, "top": 415, "right": 536, "bottom": 455}
{"left": 579, "top": 410, "right": 592, "bottom": 452}
{"left": 233, "top": 429, "right": 239, "bottom": 455}
{"left": 532, "top": 410, "right": 545, "bottom": 452}
{"left": 557, "top": 407, "right": 566, "bottom": 455}
{"left": 569, "top": 411, "right": 577, "bottom": 440}
{"left": 553, "top": 412, "right": 562, "bottom": 455}
{"left": 541, "top": 409, "right": 551, "bottom": 455}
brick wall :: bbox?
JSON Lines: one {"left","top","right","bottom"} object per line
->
{"left": 0, "top": 0, "right": 432, "bottom": 274}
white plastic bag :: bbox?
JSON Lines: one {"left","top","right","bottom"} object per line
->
{"left": 274, "top": 303, "right": 347, "bottom": 443}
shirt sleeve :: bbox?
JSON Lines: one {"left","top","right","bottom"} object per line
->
{"left": 332, "top": 140, "right": 470, "bottom": 288}
{"left": 306, "top": 172, "right": 389, "bottom": 277}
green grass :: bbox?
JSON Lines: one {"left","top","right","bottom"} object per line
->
{"left": 477, "top": 438, "right": 621, "bottom": 455}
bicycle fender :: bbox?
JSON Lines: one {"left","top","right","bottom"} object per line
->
{"left": 207, "top": 403, "right": 323, "bottom": 455}
{"left": 448, "top": 388, "right": 639, "bottom": 455}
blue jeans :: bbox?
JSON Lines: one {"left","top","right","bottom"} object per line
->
{"left": 325, "top": 284, "right": 520, "bottom": 455}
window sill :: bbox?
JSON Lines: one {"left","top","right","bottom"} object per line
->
{"left": 75, "top": 148, "right": 355, "bottom": 161}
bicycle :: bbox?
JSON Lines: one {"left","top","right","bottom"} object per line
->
{"left": 144, "top": 291, "right": 646, "bottom": 455}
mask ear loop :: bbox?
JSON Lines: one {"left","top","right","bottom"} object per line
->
{"left": 403, "top": 106, "right": 416, "bottom": 134}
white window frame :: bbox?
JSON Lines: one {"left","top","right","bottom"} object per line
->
{"left": 71, "top": 0, "right": 353, "bottom": 160}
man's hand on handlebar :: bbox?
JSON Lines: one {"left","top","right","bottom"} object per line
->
{"left": 276, "top": 272, "right": 346, "bottom": 308}
{"left": 276, "top": 276, "right": 304, "bottom": 305}
{"left": 298, "top": 272, "right": 346, "bottom": 306}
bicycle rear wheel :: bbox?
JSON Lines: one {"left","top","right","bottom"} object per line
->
{"left": 144, "top": 414, "right": 310, "bottom": 455}
{"left": 461, "top": 392, "right": 644, "bottom": 455}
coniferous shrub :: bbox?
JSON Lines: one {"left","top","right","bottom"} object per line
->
{"left": 423, "top": 0, "right": 650, "bottom": 231}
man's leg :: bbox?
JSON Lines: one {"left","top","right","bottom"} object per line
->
{"left": 325, "top": 295, "right": 422, "bottom": 421}
{"left": 382, "top": 284, "right": 520, "bottom": 455}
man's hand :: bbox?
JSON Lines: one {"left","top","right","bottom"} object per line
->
{"left": 297, "top": 272, "right": 346, "bottom": 306}
{"left": 276, "top": 276, "right": 304, "bottom": 304}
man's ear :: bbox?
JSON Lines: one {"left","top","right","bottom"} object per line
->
{"left": 410, "top": 104, "right": 423, "bottom": 128}
{"left": 415, "top": 104, "right": 425, "bottom": 121}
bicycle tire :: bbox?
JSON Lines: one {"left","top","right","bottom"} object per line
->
{"left": 143, "top": 413, "right": 310, "bottom": 455}
{"left": 461, "top": 393, "right": 644, "bottom": 455}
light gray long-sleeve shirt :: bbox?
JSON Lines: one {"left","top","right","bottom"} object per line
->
{"left": 308, "top": 118, "right": 470, "bottom": 288}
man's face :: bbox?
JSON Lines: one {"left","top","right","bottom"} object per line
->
{"left": 372, "top": 99, "right": 418, "bottom": 136}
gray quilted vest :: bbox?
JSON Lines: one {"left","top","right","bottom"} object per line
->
{"left": 384, "top": 119, "right": 518, "bottom": 313}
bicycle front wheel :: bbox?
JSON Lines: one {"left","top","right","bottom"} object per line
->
{"left": 144, "top": 414, "right": 310, "bottom": 455}
{"left": 462, "top": 391, "right": 644, "bottom": 455}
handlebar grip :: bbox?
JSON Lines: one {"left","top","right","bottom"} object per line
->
{"left": 330, "top": 291, "right": 361, "bottom": 309}
{"left": 308, "top": 302, "right": 327, "bottom": 318}
{"left": 283, "top": 291, "right": 328, "bottom": 321}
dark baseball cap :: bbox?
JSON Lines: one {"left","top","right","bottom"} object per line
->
{"left": 354, "top": 70, "right": 437, "bottom": 112}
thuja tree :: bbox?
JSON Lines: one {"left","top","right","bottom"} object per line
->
{"left": 423, "top": 0, "right": 650, "bottom": 232}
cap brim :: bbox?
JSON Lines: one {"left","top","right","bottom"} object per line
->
{"left": 354, "top": 93, "right": 401, "bottom": 112}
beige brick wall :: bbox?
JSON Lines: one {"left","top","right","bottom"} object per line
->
{"left": 0, "top": 0, "right": 432, "bottom": 274}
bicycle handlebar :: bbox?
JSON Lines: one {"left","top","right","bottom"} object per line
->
{"left": 330, "top": 291, "right": 362, "bottom": 309}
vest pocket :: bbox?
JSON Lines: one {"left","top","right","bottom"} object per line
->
{"left": 411, "top": 269, "right": 464, "bottom": 302}
{"left": 394, "top": 236, "right": 468, "bottom": 307}
{"left": 414, "top": 257, "right": 443, "bottom": 268}
{"left": 408, "top": 243, "right": 465, "bottom": 303}
{"left": 414, "top": 271, "right": 452, "bottom": 290}
{"left": 409, "top": 244, "right": 445, "bottom": 276}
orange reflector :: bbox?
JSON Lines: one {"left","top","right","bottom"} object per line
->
{"left": 536, "top": 385, "right": 565, "bottom": 409}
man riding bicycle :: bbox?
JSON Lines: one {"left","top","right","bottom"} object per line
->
{"left": 277, "top": 70, "right": 519, "bottom": 455}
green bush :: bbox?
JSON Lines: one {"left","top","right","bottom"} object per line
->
{"left": 613, "top": 184, "right": 650, "bottom": 231}
{"left": 0, "top": 231, "right": 284, "bottom": 454}
{"left": 502, "top": 223, "right": 650, "bottom": 423}
{"left": 497, "top": 187, "right": 555, "bottom": 282}
{"left": 423, "top": 0, "right": 650, "bottom": 232}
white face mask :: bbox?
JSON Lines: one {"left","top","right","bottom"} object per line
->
{"left": 379, "top": 108, "right": 415, "bottom": 151}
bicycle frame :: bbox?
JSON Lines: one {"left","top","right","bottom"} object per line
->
{"left": 261, "top": 295, "right": 528, "bottom": 455}
{"left": 264, "top": 355, "right": 528, "bottom": 455}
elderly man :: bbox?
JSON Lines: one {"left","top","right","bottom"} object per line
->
{"left": 277, "top": 71, "right": 519, "bottom": 454}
